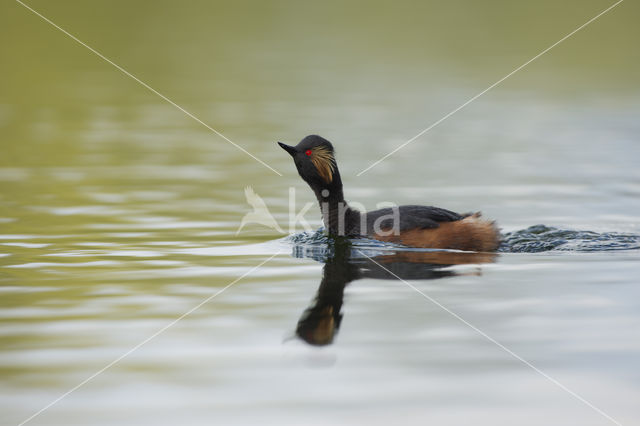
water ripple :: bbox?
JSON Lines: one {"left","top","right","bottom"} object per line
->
{"left": 286, "top": 226, "right": 640, "bottom": 255}
{"left": 500, "top": 225, "right": 640, "bottom": 253}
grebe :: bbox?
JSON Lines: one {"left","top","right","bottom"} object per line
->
{"left": 278, "top": 135, "right": 500, "bottom": 251}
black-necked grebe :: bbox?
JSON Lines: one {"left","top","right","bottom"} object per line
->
{"left": 278, "top": 135, "right": 500, "bottom": 251}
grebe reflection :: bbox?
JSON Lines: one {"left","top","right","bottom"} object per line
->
{"left": 293, "top": 239, "right": 496, "bottom": 346}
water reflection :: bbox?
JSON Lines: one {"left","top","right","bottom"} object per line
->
{"left": 294, "top": 239, "right": 496, "bottom": 346}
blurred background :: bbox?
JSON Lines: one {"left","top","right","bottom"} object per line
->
{"left": 1, "top": 1, "right": 639, "bottom": 425}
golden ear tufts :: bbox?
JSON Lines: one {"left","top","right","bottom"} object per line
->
{"left": 310, "top": 146, "right": 335, "bottom": 184}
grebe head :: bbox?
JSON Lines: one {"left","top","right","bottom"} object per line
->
{"left": 278, "top": 135, "right": 338, "bottom": 190}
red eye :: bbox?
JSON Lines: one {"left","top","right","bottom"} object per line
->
{"left": 305, "top": 149, "right": 312, "bottom": 156}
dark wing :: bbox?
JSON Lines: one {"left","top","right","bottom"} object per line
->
{"left": 364, "top": 205, "right": 465, "bottom": 233}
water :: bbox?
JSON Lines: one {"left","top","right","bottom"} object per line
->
{"left": 2, "top": 0, "right": 640, "bottom": 425}
{"left": 501, "top": 225, "right": 640, "bottom": 252}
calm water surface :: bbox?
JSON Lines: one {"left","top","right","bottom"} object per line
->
{"left": 1, "top": 1, "right": 640, "bottom": 425}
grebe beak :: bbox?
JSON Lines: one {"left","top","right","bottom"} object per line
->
{"left": 278, "top": 142, "right": 297, "bottom": 157}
